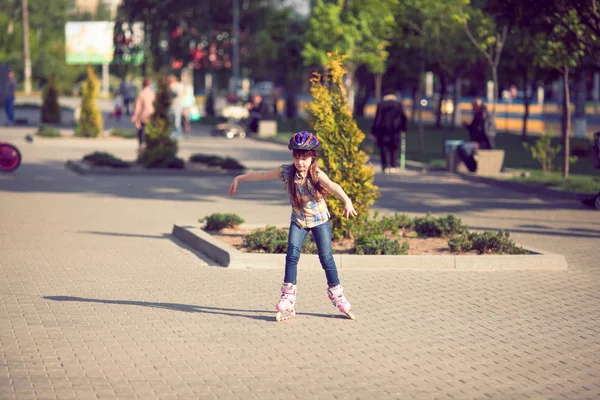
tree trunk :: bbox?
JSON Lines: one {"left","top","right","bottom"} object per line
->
{"left": 435, "top": 73, "right": 447, "bottom": 129}
{"left": 410, "top": 86, "right": 417, "bottom": 123}
{"left": 417, "top": 35, "right": 425, "bottom": 154}
{"left": 451, "top": 76, "right": 461, "bottom": 130}
{"left": 374, "top": 73, "right": 382, "bottom": 101}
{"left": 345, "top": 63, "right": 356, "bottom": 115}
{"left": 489, "top": 66, "right": 498, "bottom": 148}
{"left": 521, "top": 67, "right": 530, "bottom": 141}
{"left": 562, "top": 66, "right": 570, "bottom": 178}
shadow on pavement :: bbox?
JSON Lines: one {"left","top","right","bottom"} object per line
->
{"left": 43, "top": 296, "right": 343, "bottom": 322}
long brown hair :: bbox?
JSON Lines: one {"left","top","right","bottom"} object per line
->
{"left": 289, "top": 150, "right": 329, "bottom": 209}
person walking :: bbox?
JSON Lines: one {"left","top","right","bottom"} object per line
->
{"left": 3, "top": 70, "right": 16, "bottom": 126}
{"left": 228, "top": 131, "right": 358, "bottom": 321}
{"left": 370, "top": 90, "right": 407, "bottom": 173}
{"left": 131, "top": 77, "right": 155, "bottom": 151}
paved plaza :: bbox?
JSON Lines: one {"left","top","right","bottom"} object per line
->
{"left": 1, "top": 122, "right": 599, "bottom": 399}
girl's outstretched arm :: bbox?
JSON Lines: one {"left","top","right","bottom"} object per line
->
{"left": 316, "top": 170, "right": 358, "bottom": 219}
{"left": 228, "top": 168, "right": 281, "bottom": 196}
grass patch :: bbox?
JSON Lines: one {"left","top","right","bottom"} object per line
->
{"left": 512, "top": 170, "right": 600, "bottom": 194}
{"left": 36, "top": 124, "right": 61, "bottom": 137}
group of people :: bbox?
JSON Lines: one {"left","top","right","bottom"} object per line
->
{"left": 370, "top": 91, "right": 493, "bottom": 174}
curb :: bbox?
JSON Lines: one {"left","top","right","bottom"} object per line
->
{"left": 66, "top": 160, "right": 241, "bottom": 177}
{"left": 172, "top": 223, "right": 568, "bottom": 271}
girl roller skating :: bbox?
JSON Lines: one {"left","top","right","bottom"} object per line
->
{"left": 228, "top": 131, "right": 357, "bottom": 321}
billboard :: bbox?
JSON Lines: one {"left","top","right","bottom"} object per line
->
{"left": 65, "top": 21, "right": 144, "bottom": 65}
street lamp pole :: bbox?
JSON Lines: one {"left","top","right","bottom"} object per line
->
{"left": 232, "top": 0, "right": 240, "bottom": 95}
{"left": 22, "top": 0, "right": 32, "bottom": 94}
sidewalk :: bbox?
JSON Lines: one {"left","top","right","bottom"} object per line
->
{"left": 1, "top": 128, "right": 599, "bottom": 399}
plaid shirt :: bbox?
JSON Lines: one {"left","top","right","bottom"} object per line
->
{"left": 280, "top": 164, "right": 330, "bottom": 228}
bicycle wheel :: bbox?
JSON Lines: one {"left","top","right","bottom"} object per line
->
{"left": 0, "top": 143, "right": 22, "bottom": 172}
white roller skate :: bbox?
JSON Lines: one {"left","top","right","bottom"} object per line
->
{"left": 327, "top": 285, "right": 356, "bottom": 320}
{"left": 275, "top": 282, "right": 297, "bottom": 322}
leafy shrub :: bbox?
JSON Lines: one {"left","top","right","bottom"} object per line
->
{"left": 110, "top": 128, "right": 137, "bottom": 139}
{"left": 354, "top": 234, "right": 408, "bottom": 255}
{"left": 36, "top": 124, "right": 61, "bottom": 137}
{"left": 41, "top": 76, "right": 61, "bottom": 124}
{"left": 448, "top": 231, "right": 527, "bottom": 255}
{"left": 306, "top": 52, "right": 379, "bottom": 240}
{"left": 243, "top": 226, "right": 319, "bottom": 254}
{"left": 82, "top": 152, "right": 130, "bottom": 168}
{"left": 76, "top": 66, "right": 103, "bottom": 137}
{"left": 244, "top": 226, "right": 289, "bottom": 253}
{"left": 139, "top": 72, "right": 179, "bottom": 168}
{"left": 413, "top": 213, "right": 467, "bottom": 238}
{"left": 358, "top": 212, "right": 414, "bottom": 237}
{"left": 201, "top": 213, "right": 245, "bottom": 231}
{"left": 522, "top": 132, "right": 561, "bottom": 173}
{"left": 189, "top": 153, "right": 245, "bottom": 170}
{"left": 139, "top": 146, "right": 183, "bottom": 168}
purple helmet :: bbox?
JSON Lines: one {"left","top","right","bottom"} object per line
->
{"left": 288, "top": 131, "right": 321, "bottom": 151}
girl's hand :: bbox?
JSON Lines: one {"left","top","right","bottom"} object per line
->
{"left": 228, "top": 177, "right": 239, "bottom": 196}
{"left": 343, "top": 201, "right": 358, "bottom": 219}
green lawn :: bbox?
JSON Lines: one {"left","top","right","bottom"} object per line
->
{"left": 512, "top": 170, "right": 600, "bottom": 194}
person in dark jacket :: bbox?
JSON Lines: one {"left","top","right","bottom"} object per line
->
{"left": 246, "top": 93, "right": 271, "bottom": 135}
{"left": 370, "top": 91, "right": 408, "bottom": 173}
{"left": 457, "top": 98, "right": 493, "bottom": 172}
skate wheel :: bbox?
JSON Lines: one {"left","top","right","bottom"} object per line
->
{"left": 346, "top": 311, "right": 356, "bottom": 320}
{"left": 275, "top": 309, "right": 295, "bottom": 322}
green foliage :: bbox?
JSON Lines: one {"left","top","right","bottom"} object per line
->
{"left": 189, "top": 154, "right": 245, "bottom": 170}
{"left": 448, "top": 231, "right": 528, "bottom": 255}
{"left": 110, "top": 128, "right": 137, "bottom": 139}
{"left": 201, "top": 213, "right": 245, "bottom": 231}
{"left": 355, "top": 234, "right": 408, "bottom": 255}
{"left": 36, "top": 124, "right": 61, "bottom": 138}
{"left": 359, "top": 212, "right": 414, "bottom": 236}
{"left": 76, "top": 67, "right": 103, "bottom": 138}
{"left": 41, "top": 76, "right": 61, "bottom": 124}
{"left": 412, "top": 213, "right": 467, "bottom": 238}
{"left": 244, "top": 226, "right": 289, "bottom": 253}
{"left": 139, "top": 72, "right": 180, "bottom": 168}
{"left": 82, "top": 152, "right": 130, "bottom": 168}
{"left": 243, "top": 226, "right": 319, "bottom": 254}
{"left": 306, "top": 52, "right": 379, "bottom": 240}
{"left": 522, "top": 132, "right": 562, "bottom": 173}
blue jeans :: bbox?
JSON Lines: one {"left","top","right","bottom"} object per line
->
{"left": 284, "top": 220, "right": 340, "bottom": 287}
{"left": 3, "top": 96, "right": 15, "bottom": 124}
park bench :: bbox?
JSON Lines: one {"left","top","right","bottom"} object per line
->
{"left": 258, "top": 120, "right": 277, "bottom": 137}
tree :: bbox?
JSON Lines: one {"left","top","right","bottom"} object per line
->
{"left": 303, "top": 0, "right": 396, "bottom": 113}
{"left": 138, "top": 72, "right": 183, "bottom": 168}
{"left": 41, "top": 75, "right": 61, "bottom": 123}
{"left": 76, "top": 66, "right": 103, "bottom": 137}
{"left": 456, "top": 0, "right": 509, "bottom": 142}
{"left": 305, "top": 52, "right": 379, "bottom": 240}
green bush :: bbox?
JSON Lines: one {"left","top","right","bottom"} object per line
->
{"left": 41, "top": 76, "right": 61, "bottom": 124}
{"left": 82, "top": 152, "right": 130, "bottom": 168}
{"left": 36, "top": 124, "right": 61, "bottom": 137}
{"left": 189, "top": 153, "right": 245, "bottom": 170}
{"left": 448, "top": 231, "right": 527, "bottom": 255}
{"left": 242, "top": 226, "right": 319, "bottom": 254}
{"left": 138, "top": 146, "right": 184, "bottom": 168}
{"left": 354, "top": 234, "right": 409, "bottom": 255}
{"left": 357, "top": 212, "right": 414, "bottom": 238}
{"left": 110, "top": 128, "right": 137, "bottom": 139}
{"left": 244, "top": 226, "right": 289, "bottom": 253}
{"left": 76, "top": 66, "right": 103, "bottom": 137}
{"left": 413, "top": 213, "right": 467, "bottom": 238}
{"left": 201, "top": 213, "right": 245, "bottom": 231}
{"left": 139, "top": 72, "right": 179, "bottom": 168}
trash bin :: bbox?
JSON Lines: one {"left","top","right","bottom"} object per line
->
{"left": 444, "top": 140, "right": 464, "bottom": 172}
